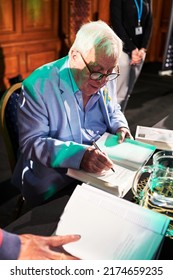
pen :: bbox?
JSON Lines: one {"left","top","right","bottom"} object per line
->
{"left": 93, "top": 141, "right": 115, "bottom": 173}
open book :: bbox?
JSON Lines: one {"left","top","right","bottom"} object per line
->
{"left": 135, "top": 125, "right": 173, "bottom": 150}
{"left": 67, "top": 132, "right": 156, "bottom": 197}
{"left": 55, "top": 183, "right": 170, "bottom": 260}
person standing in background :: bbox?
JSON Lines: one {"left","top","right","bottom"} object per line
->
{"left": 110, "top": 0, "right": 153, "bottom": 112}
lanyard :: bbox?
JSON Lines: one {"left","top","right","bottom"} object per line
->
{"left": 134, "top": 0, "right": 143, "bottom": 26}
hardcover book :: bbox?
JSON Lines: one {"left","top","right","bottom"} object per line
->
{"left": 67, "top": 132, "right": 156, "bottom": 197}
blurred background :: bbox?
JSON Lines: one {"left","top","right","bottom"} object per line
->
{"left": 0, "top": 0, "right": 173, "bottom": 93}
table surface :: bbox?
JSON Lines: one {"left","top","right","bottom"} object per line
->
{"left": 153, "top": 114, "right": 173, "bottom": 130}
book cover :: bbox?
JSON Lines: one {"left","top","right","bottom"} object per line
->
{"left": 135, "top": 125, "right": 173, "bottom": 150}
{"left": 56, "top": 183, "right": 170, "bottom": 260}
{"left": 67, "top": 132, "right": 156, "bottom": 197}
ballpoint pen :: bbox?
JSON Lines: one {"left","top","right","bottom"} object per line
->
{"left": 93, "top": 141, "right": 115, "bottom": 173}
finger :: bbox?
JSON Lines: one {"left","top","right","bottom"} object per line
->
{"left": 117, "top": 131, "right": 124, "bottom": 143}
{"left": 94, "top": 150, "right": 113, "bottom": 165}
{"left": 126, "top": 133, "right": 134, "bottom": 139}
{"left": 98, "top": 153, "right": 113, "bottom": 167}
{"left": 123, "top": 129, "right": 133, "bottom": 139}
{"left": 85, "top": 150, "right": 112, "bottom": 173}
{"left": 46, "top": 235, "right": 81, "bottom": 247}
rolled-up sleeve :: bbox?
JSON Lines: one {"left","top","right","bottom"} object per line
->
{"left": 0, "top": 229, "right": 21, "bottom": 260}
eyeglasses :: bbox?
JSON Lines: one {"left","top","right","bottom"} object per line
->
{"left": 78, "top": 52, "right": 120, "bottom": 81}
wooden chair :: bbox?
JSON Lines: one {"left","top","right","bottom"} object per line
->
{"left": 0, "top": 82, "right": 26, "bottom": 219}
{"left": 0, "top": 82, "right": 22, "bottom": 173}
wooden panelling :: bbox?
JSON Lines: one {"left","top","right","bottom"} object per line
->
{"left": 4, "top": 56, "right": 19, "bottom": 75}
{"left": 59, "top": 0, "right": 98, "bottom": 55}
{"left": 1, "top": 39, "right": 60, "bottom": 88}
{"left": 0, "top": 0, "right": 22, "bottom": 41}
{"left": 0, "top": 0, "right": 60, "bottom": 92}
{"left": 22, "top": 0, "right": 53, "bottom": 32}
{"left": 0, "top": 0, "right": 172, "bottom": 94}
{"left": 0, "top": 0, "right": 14, "bottom": 33}
{"left": 98, "top": 0, "right": 110, "bottom": 24}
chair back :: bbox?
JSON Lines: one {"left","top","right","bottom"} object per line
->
{"left": 0, "top": 82, "right": 22, "bottom": 172}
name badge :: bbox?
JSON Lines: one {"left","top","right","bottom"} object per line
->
{"left": 135, "top": 26, "right": 143, "bottom": 35}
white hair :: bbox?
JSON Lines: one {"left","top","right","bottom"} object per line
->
{"left": 70, "top": 20, "right": 122, "bottom": 60}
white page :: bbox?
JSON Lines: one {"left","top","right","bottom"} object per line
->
{"left": 56, "top": 184, "right": 170, "bottom": 260}
{"left": 97, "top": 132, "right": 155, "bottom": 169}
{"left": 67, "top": 163, "right": 136, "bottom": 197}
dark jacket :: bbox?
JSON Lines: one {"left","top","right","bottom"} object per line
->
{"left": 110, "top": 0, "right": 153, "bottom": 56}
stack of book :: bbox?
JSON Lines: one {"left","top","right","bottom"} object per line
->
{"left": 67, "top": 132, "right": 156, "bottom": 197}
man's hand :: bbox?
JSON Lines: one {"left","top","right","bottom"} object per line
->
{"left": 18, "top": 234, "right": 80, "bottom": 260}
{"left": 80, "top": 146, "right": 114, "bottom": 174}
{"left": 116, "top": 127, "right": 133, "bottom": 143}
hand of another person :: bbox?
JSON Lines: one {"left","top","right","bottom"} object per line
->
{"left": 130, "top": 48, "right": 141, "bottom": 65}
{"left": 18, "top": 234, "right": 81, "bottom": 260}
{"left": 116, "top": 127, "right": 133, "bottom": 143}
{"left": 80, "top": 146, "right": 114, "bottom": 174}
{"left": 138, "top": 48, "right": 146, "bottom": 60}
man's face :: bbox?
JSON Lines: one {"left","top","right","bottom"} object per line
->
{"left": 72, "top": 48, "right": 117, "bottom": 97}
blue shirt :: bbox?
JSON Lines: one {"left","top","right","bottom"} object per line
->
{"left": 75, "top": 91, "right": 107, "bottom": 144}
{"left": 69, "top": 66, "right": 107, "bottom": 144}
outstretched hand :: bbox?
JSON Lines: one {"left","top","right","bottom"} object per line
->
{"left": 18, "top": 234, "right": 81, "bottom": 260}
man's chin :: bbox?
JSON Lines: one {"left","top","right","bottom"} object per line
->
{"left": 90, "top": 85, "right": 100, "bottom": 94}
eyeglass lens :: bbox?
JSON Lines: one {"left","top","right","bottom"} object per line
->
{"left": 79, "top": 51, "right": 119, "bottom": 81}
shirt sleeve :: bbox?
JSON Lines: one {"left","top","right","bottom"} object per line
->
{"left": 0, "top": 229, "right": 21, "bottom": 260}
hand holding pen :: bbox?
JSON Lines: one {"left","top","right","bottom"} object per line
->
{"left": 93, "top": 141, "right": 115, "bottom": 173}
{"left": 80, "top": 144, "right": 115, "bottom": 174}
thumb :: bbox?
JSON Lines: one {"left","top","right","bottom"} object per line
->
{"left": 117, "top": 131, "right": 124, "bottom": 143}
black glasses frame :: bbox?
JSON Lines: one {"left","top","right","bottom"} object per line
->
{"left": 78, "top": 52, "right": 120, "bottom": 81}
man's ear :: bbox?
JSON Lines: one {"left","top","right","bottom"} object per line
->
{"left": 69, "top": 49, "right": 78, "bottom": 62}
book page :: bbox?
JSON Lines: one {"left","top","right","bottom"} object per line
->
{"left": 97, "top": 132, "right": 156, "bottom": 169}
{"left": 67, "top": 163, "right": 136, "bottom": 197}
{"left": 56, "top": 184, "right": 170, "bottom": 260}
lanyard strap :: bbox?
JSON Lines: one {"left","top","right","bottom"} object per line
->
{"left": 134, "top": 0, "right": 143, "bottom": 26}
